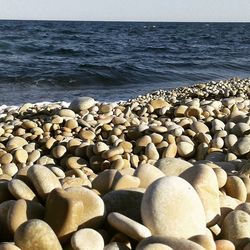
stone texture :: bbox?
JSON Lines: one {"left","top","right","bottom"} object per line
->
{"left": 107, "top": 212, "right": 151, "bottom": 241}
{"left": 71, "top": 228, "right": 104, "bottom": 250}
{"left": 14, "top": 219, "right": 62, "bottom": 250}
{"left": 154, "top": 157, "right": 193, "bottom": 176}
{"left": 180, "top": 164, "right": 221, "bottom": 226}
{"left": 134, "top": 163, "right": 165, "bottom": 189}
{"left": 27, "top": 164, "right": 62, "bottom": 199}
{"left": 141, "top": 176, "right": 206, "bottom": 238}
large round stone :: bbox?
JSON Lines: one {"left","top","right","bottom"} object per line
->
{"left": 141, "top": 176, "right": 206, "bottom": 238}
{"left": 14, "top": 219, "right": 62, "bottom": 250}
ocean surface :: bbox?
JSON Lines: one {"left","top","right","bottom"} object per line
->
{"left": 0, "top": 21, "right": 250, "bottom": 105}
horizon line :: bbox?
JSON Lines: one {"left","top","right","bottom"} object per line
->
{"left": 0, "top": 18, "right": 250, "bottom": 23}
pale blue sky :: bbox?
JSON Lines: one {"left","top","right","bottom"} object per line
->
{"left": 0, "top": 0, "right": 250, "bottom": 22}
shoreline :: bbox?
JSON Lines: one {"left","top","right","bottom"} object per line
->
{"left": 0, "top": 77, "right": 250, "bottom": 248}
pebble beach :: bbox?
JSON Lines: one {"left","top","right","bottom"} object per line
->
{"left": 0, "top": 78, "right": 250, "bottom": 249}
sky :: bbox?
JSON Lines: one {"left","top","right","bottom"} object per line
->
{"left": 0, "top": 0, "right": 250, "bottom": 22}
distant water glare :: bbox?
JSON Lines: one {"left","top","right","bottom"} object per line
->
{"left": 0, "top": 21, "right": 250, "bottom": 105}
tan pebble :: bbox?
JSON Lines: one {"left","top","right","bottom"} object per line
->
{"left": 177, "top": 141, "right": 195, "bottom": 158}
{"left": 136, "top": 236, "right": 204, "bottom": 250}
{"left": 92, "top": 170, "right": 122, "bottom": 195}
{"left": 138, "top": 243, "right": 173, "bottom": 250}
{"left": 45, "top": 137, "right": 57, "bottom": 150}
{"left": 27, "top": 164, "right": 62, "bottom": 199}
{"left": 1, "top": 163, "right": 18, "bottom": 177}
{"left": 141, "top": 176, "right": 206, "bottom": 238}
{"left": 213, "top": 167, "right": 227, "bottom": 189}
{"left": 232, "top": 136, "right": 250, "bottom": 156}
{"left": 112, "top": 175, "right": 140, "bottom": 190}
{"left": 108, "top": 212, "right": 151, "bottom": 241}
{"left": 22, "top": 120, "right": 37, "bottom": 129}
{"left": 0, "top": 153, "right": 13, "bottom": 165}
{"left": 180, "top": 164, "right": 220, "bottom": 226}
{"left": 66, "top": 156, "right": 88, "bottom": 169}
{"left": 185, "top": 106, "right": 202, "bottom": 118}
{"left": 14, "top": 149, "right": 28, "bottom": 163}
{"left": 175, "top": 105, "right": 188, "bottom": 116}
{"left": 104, "top": 242, "right": 130, "bottom": 250}
{"left": 14, "top": 219, "right": 62, "bottom": 250}
{"left": 71, "top": 228, "right": 104, "bottom": 250}
{"left": 59, "top": 109, "right": 75, "bottom": 118}
{"left": 7, "top": 199, "right": 44, "bottom": 234}
{"left": 136, "top": 135, "right": 152, "bottom": 147}
{"left": 189, "top": 235, "right": 216, "bottom": 250}
{"left": 66, "top": 187, "right": 105, "bottom": 228}
{"left": 154, "top": 157, "right": 193, "bottom": 176}
{"left": 221, "top": 210, "right": 250, "bottom": 248}
{"left": 52, "top": 115, "right": 64, "bottom": 124}
{"left": 225, "top": 134, "right": 238, "bottom": 148}
{"left": 225, "top": 176, "right": 247, "bottom": 202}
{"left": 150, "top": 99, "right": 170, "bottom": 109}
{"left": 145, "top": 143, "right": 159, "bottom": 160}
{"left": 65, "top": 119, "right": 78, "bottom": 129}
{"left": 8, "top": 179, "right": 38, "bottom": 201}
{"left": 191, "top": 121, "right": 209, "bottom": 134}
{"left": 119, "top": 141, "right": 133, "bottom": 153}
{"left": 93, "top": 142, "right": 109, "bottom": 154}
{"left": 52, "top": 145, "right": 67, "bottom": 159}
{"left": 44, "top": 188, "right": 85, "bottom": 242}
{"left": 102, "top": 146, "right": 124, "bottom": 160}
{"left": 215, "top": 240, "right": 235, "bottom": 250}
{"left": 241, "top": 176, "right": 250, "bottom": 202}
{"left": 5, "top": 137, "right": 28, "bottom": 152}
{"left": 79, "top": 129, "right": 95, "bottom": 140}
{"left": 0, "top": 242, "right": 21, "bottom": 250}
{"left": 28, "top": 150, "right": 41, "bottom": 163}
{"left": 134, "top": 163, "right": 165, "bottom": 189}
{"left": 36, "top": 155, "right": 55, "bottom": 166}
{"left": 162, "top": 143, "right": 177, "bottom": 158}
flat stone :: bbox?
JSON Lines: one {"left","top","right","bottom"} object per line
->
{"left": 0, "top": 243, "right": 21, "bottom": 250}
{"left": 5, "top": 137, "right": 28, "bottom": 152}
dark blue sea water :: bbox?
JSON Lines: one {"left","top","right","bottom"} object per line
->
{"left": 0, "top": 21, "right": 250, "bottom": 105}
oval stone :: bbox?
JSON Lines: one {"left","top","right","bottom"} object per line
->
{"left": 141, "top": 176, "right": 206, "bottom": 238}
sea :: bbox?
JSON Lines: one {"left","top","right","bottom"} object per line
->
{"left": 0, "top": 21, "right": 250, "bottom": 105}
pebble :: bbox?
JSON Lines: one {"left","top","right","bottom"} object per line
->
{"left": 134, "top": 163, "right": 165, "bottom": 188}
{"left": 27, "top": 164, "right": 62, "bottom": 199}
{"left": 108, "top": 212, "right": 151, "bottom": 241}
{"left": 180, "top": 164, "right": 220, "bottom": 226}
{"left": 71, "top": 228, "right": 104, "bottom": 250}
{"left": 141, "top": 176, "right": 206, "bottom": 238}
{"left": 69, "top": 97, "right": 96, "bottom": 112}
{"left": 14, "top": 219, "right": 62, "bottom": 250}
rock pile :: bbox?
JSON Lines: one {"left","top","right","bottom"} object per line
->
{"left": 0, "top": 78, "right": 250, "bottom": 249}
